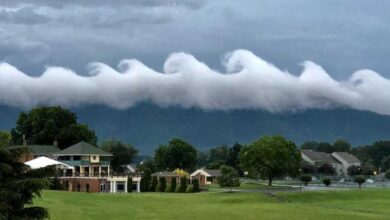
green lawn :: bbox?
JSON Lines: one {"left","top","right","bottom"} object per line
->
{"left": 205, "top": 182, "right": 292, "bottom": 190}
{"left": 34, "top": 189, "right": 390, "bottom": 220}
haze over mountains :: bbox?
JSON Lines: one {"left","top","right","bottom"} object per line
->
{"left": 1, "top": 104, "right": 390, "bottom": 154}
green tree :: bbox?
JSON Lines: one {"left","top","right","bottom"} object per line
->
{"left": 385, "top": 170, "right": 390, "bottom": 180}
{"left": 0, "top": 130, "right": 11, "bottom": 149}
{"left": 218, "top": 165, "right": 240, "bottom": 192}
{"left": 227, "top": 143, "right": 243, "bottom": 176}
{"left": 318, "top": 163, "right": 336, "bottom": 175}
{"left": 179, "top": 176, "right": 187, "bottom": 193}
{"left": 150, "top": 176, "right": 158, "bottom": 191}
{"left": 316, "top": 142, "right": 334, "bottom": 153}
{"left": 240, "top": 135, "right": 301, "bottom": 186}
{"left": 10, "top": 106, "right": 97, "bottom": 149}
{"left": 159, "top": 177, "right": 167, "bottom": 192}
{"left": 332, "top": 139, "right": 351, "bottom": 152}
{"left": 154, "top": 138, "right": 197, "bottom": 171}
{"left": 323, "top": 177, "right": 331, "bottom": 186}
{"left": 140, "top": 171, "right": 151, "bottom": 192}
{"left": 101, "top": 138, "right": 138, "bottom": 173}
{"left": 381, "top": 155, "right": 390, "bottom": 171}
{"left": 0, "top": 148, "right": 56, "bottom": 219}
{"left": 347, "top": 165, "right": 362, "bottom": 176}
{"left": 192, "top": 179, "right": 200, "bottom": 192}
{"left": 170, "top": 177, "right": 177, "bottom": 192}
{"left": 301, "top": 141, "right": 320, "bottom": 150}
{"left": 128, "top": 176, "right": 133, "bottom": 193}
{"left": 300, "top": 174, "right": 312, "bottom": 186}
{"left": 354, "top": 176, "right": 366, "bottom": 188}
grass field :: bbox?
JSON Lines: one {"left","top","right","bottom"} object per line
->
{"left": 34, "top": 189, "right": 390, "bottom": 220}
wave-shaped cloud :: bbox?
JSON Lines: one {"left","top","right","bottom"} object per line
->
{"left": 1, "top": 49, "right": 390, "bottom": 115}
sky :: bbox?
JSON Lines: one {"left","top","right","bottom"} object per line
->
{"left": 1, "top": 0, "right": 390, "bottom": 114}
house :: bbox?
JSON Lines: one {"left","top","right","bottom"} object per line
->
{"left": 190, "top": 168, "right": 221, "bottom": 185}
{"left": 6, "top": 144, "right": 60, "bottom": 163}
{"left": 331, "top": 152, "right": 361, "bottom": 175}
{"left": 52, "top": 141, "right": 140, "bottom": 193}
{"left": 301, "top": 149, "right": 361, "bottom": 176}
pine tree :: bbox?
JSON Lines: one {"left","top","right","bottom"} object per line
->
{"left": 0, "top": 148, "right": 55, "bottom": 219}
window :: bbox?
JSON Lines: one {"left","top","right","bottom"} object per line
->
{"left": 73, "top": 156, "right": 81, "bottom": 160}
{"left": 116, "top": 181, "right": 125, "bottom": 192}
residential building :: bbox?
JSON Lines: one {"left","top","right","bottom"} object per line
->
{"left": 6, "top": 144, "right": 60, "bottom": 163}
{"left": 331, "top": 152, "right": 361, "bottom": 175}
{"left": 190, "top": 168, "right": 221, "bottom": 185}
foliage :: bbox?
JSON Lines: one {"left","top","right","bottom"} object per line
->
{"left": 154, "top": 138, "right": 197, "bottom": 171}
{"left": 0, "top": 148, "right": 56, "bottom": 219}
{"left": 185, "top": 185, "right": 193, "bottom": 193}
{"left": 301, "top": 139, "right": 351, "bottom": 153}
{"left": 150, "top": 176, "right": 158, "bottom": 192}
{"left": 50, "top": 176, "right": 63, "bottom": 190}
{"left": 159, "top": 177, "right": 167, "bottom": 192}
{"left": 300, "top": 175, "right": 312, "bottom": 186}
{"left": 128, "top": 176, "right": 133, "bottom": 193}
{"left": 354, "top": 176, "right": 366, "bottom": 188}
{"left": 348, "top": 165, "right": 362, "bottom": 176}
{"left": 240, "top": 135, "right": 301, "bottom": 186}
{"left": 385, "top": 170, "right": 390, "bottom": 180}
{"left": 301, "top": 162, "right": 315, "bottom": 174}
{"left": 192, "top": 179, "right": 200, "bottom": 192}
{"left": 165, "top": 185, "right": 171, "bottom": 192}
{"left": 10, "top": 106, "right": 97, "bottom": 149}
{"left": 175, "top": 185, "right": 181, "bottom": 193}
{"left": 179, "top": 176, "right": 187, "bottom": 193}
{"left": 351, "top": 141, "right": 390, "bottom": 168}
{"left": 332, "top": 139, "right": 352, "bottom": 152}
{"left": 169, "top": 177, "right": 177, "bottom": 192}
{"left": 323, "top": 178, "right": 331, "bottom": 186}
{"left": 140, "top": 172, "right": 151, "bottom": 192}
{"left": 173, "top": 168, "right": 189, "bottom": 177}
{"left": 0, "top": 130, "right": 11, "bottom": 149}
{"left": 218, "top": 165, "right": 240, "bottom": 192}
{"left": 101, "top": 138, "right": 138, "bottom": 173}
{"left": 317, "top": 163, "right": 335, "bottom": 175}
{"left": 227, "top": 143, "right": 243, "bottom": 176}
{"left": 381, "top": 155, "right": 390, "bottom": 172}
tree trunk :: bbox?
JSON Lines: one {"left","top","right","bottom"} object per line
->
{"left": 268, "top": 177, "right": 273, "bottom": 186}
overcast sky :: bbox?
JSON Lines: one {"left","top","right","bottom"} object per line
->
{"left": 1, "top": 0, "right": 390, "bottom": 114}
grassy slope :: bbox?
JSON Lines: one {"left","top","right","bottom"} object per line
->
{"left": 34, "top": 189, "right": 390, "bottom": 220}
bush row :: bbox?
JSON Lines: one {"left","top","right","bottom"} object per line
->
{"left": 140, "top": 175, "right": 200, "bottom": 193}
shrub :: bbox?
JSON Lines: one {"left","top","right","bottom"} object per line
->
{"left": 385, "top": 170, "right": 390, "bottom": 180}
{"left": 150, "top": 176, "right": 158, "bottom": 191}
{"left": 169, "top": 177, "right": 177, "bottom": 192}
{"left": 175, "top": 185, "right": 181, "bottom": 193}
{"left": 128, "top": 176, "right": 133, "bottom": 193}
{"left": 155, "top": 183, "right": 161, "bottom": 192}
{"left": 192, "top": 179, "right": 200, "bottom": 192}
{"left": 165, "top": 184, "right": 171, "bottom": 192}
{"left": 186, "top": 185, "right": 193, "bottom": 193}
{"left": 159, "top": 177, "right": 166, "bottom": 192}
{"left": 49, "top": 176, "right": 63, "bottom": 190}
{"left": 140, "top": 172, "right": 151, "bottom": 192}
{"left": 218, "top": 166, "right": 240, "bottom": 192}
{"left": 322, "top": 177, "right": 331, "bottom": 187}
{"left": 300, "top": 175, "right": 312, "bottom": 186}
{"left": 354, "top": 175, "right": 366, "bottom": 188}
{"left": 179, "top": 176, "right": 187, "bottom": 193}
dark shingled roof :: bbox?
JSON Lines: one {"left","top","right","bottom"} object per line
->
{"left": 54, "top": 141, "right": 112, "bottom": 156}
{"left": 204, "top": 169, "right": 221, "bottom": 177}
{"left": 333, "top": 152, "right": 360, "bottom": 163}
{"left": 6, "top": 145, "right": 60, "bottom": 156}
{"left": 301, "top": 150, "right": 338, "bottom": 164}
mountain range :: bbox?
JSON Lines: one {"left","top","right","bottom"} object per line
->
{"left": 1, "top": 104, "right": 390, "bottom": 154}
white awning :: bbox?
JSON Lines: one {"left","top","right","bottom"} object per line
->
{"left": 25, "top": 156, "right": 74, "bottom": 169}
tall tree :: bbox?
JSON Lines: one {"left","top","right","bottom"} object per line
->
{"left": 0, "top": 148, "right": 55, "bottom": 219}
{"left": 154, "top": 138, "right": 197, "bottom": 171}
{"left": 101, "top": 138, "right": 138, "bottom": 173}
{"left": 0, "top": 130, "right": 11, "bottom": 149}
{"left": 11, "top": 106, "right": 97, "bottom": 149}
{"left": 227, "top": 143, "right": 243, "bottom": 175}
{"left": 301, "top": 141, "right": 320, "bottom": 150}
{"left": 332, "top": 139, "right": 351, "bottom": 152}
{"left": 240, "top": 135, "right": 301, "bottom": 186}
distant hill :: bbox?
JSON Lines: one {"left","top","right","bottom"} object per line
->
{"left": 1, "top": 104, "right": 390, "bottom": 154}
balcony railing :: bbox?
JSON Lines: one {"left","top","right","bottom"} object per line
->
{"left": 57, "top": 172, "right": 143, "bottom": 178}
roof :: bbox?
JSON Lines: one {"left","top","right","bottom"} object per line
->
{"left": 190, "top": 168, "right": 221, "bottom": 177}
{"left": 203, "top": 169, "right": 221, "bottom": 177}
{"left": 333, "top": 152, "right": 360, "bottom": 163}
{"left": 7, "top": 145, "right": 60, "bottom": 156}
{"left": 301, "top": 150, "right": 338, "bottom": 164}
{"left": 54, "top": 141, "right": 112, "bottom": 156}
{"left": 152, "top": 171, "right": 181, "bottom": 177}
{"left": 25, "top": 156, "right": 74, "bottom": 169}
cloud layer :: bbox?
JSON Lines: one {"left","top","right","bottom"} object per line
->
{"left": 1, "top": 50, "right": 389, "bottom": 115}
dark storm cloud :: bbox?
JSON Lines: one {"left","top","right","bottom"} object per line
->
{"left": 0, "top": 0, "right": 390, "bottom": 114}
